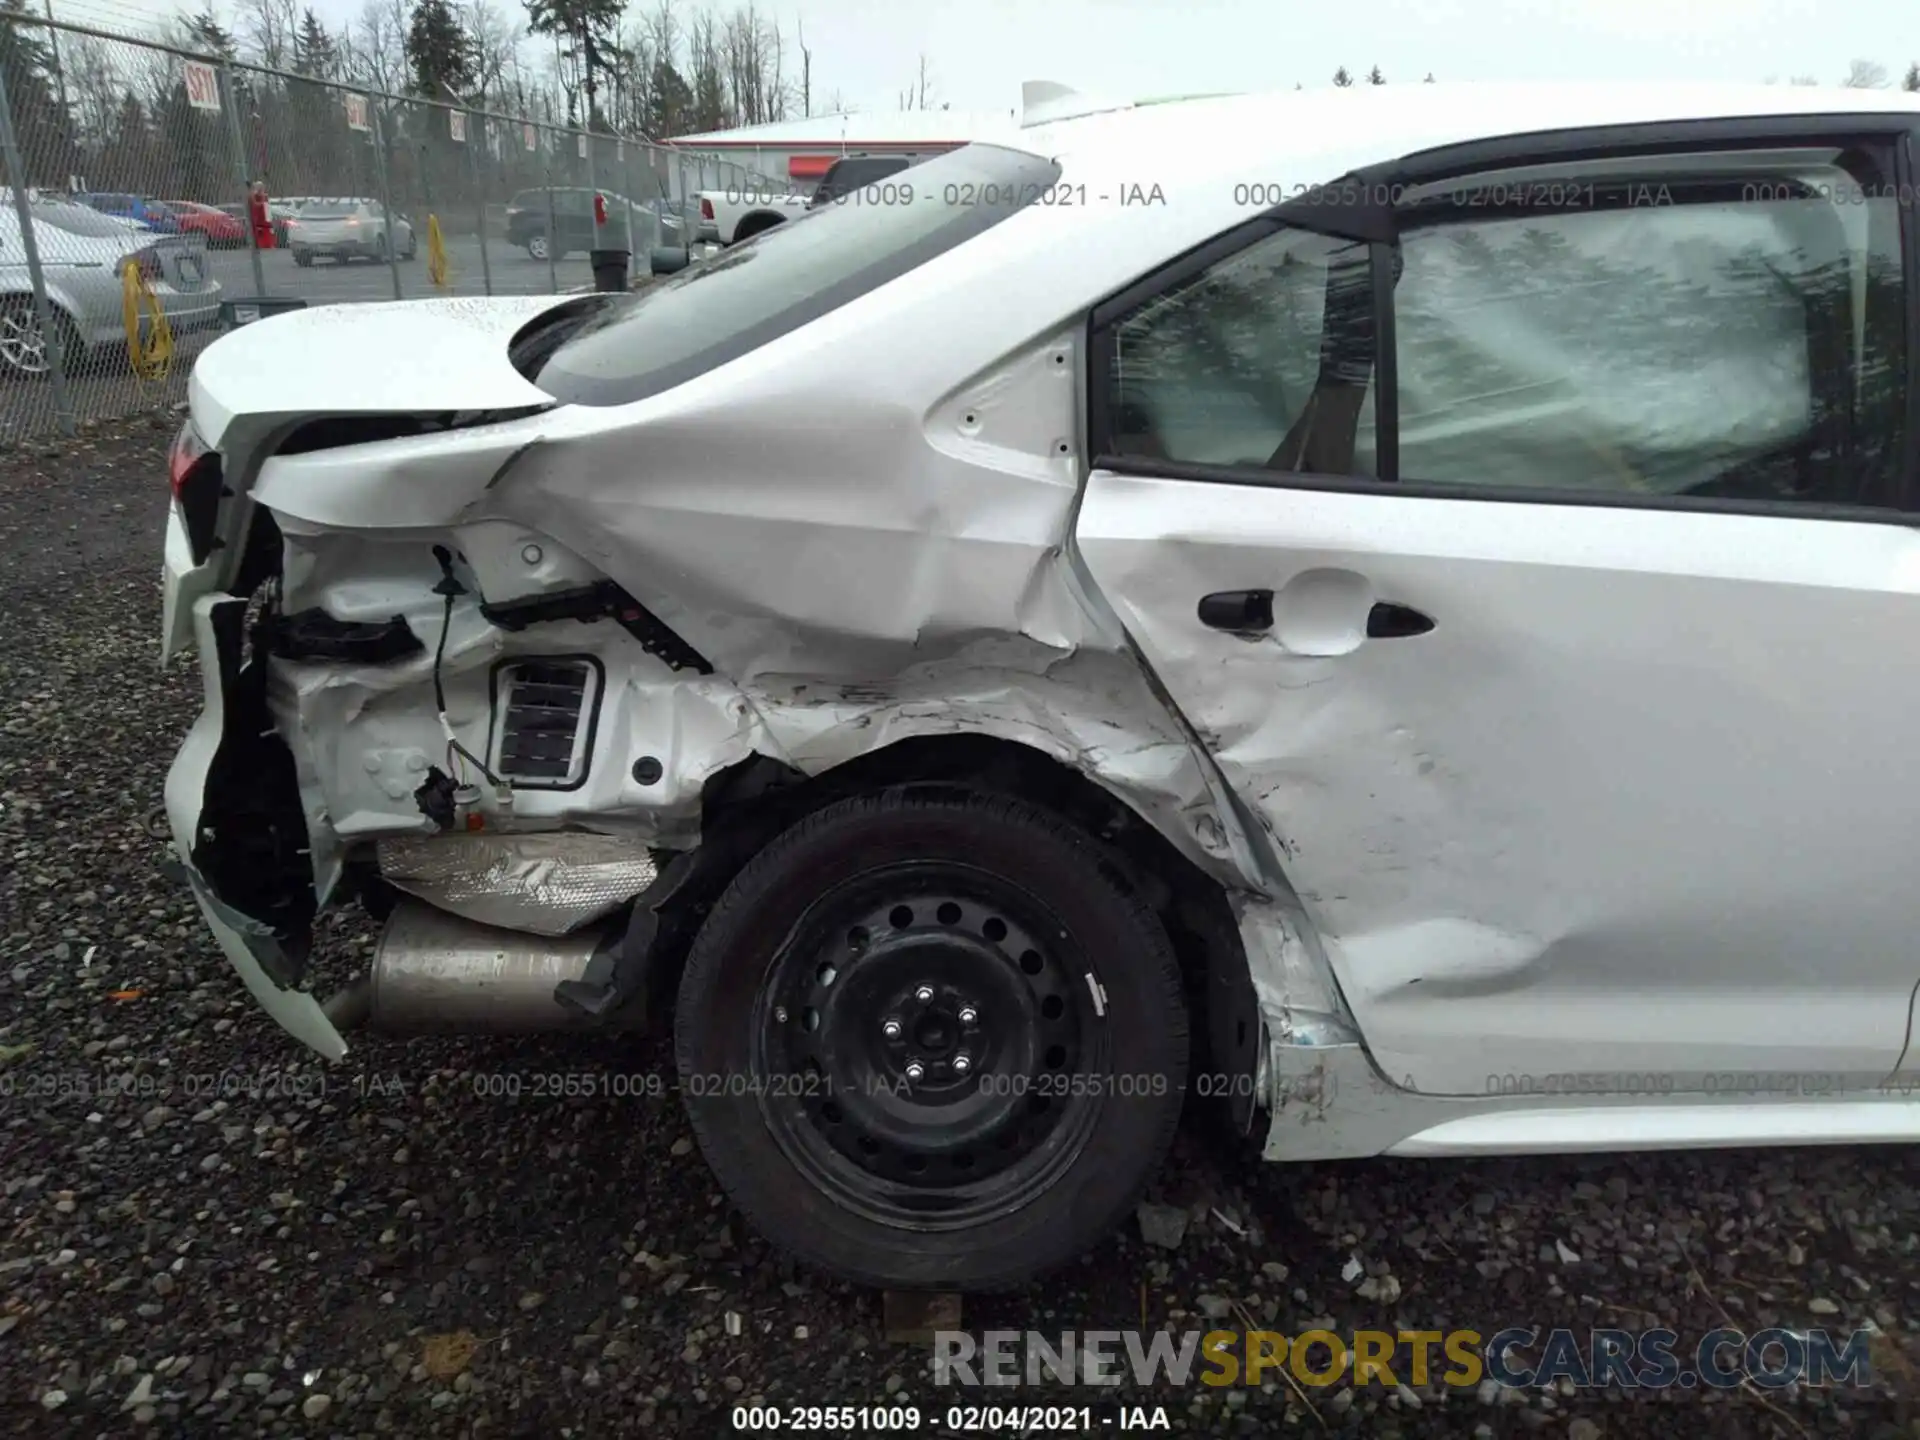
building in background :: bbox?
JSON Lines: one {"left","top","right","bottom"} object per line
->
{"left": 663, "top": 109, "right": 1018, "bottom": 189}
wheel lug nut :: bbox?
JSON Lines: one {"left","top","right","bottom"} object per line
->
{"left": 914, "top": 985, "right": 934, "bottom": 1003}
{"left": 882, "top": 1018, "right": 902, "bottom": 1040}
{"left": 905, "top": 1061, "right": 925, "bottom": 1082}
{"left": 952, "top": 1053, "right": 972, "bottom": 1076}
{"left": 958, "top": 1006, "right": 978, "bottom": 1025}
{"left": 774, "top": 1006, "right": 789, "bottom": 1024}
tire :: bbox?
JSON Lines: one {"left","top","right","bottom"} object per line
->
{"left": 0, "top": 296, "right": 80, "bottom": 381}
{"left": 674, "top": 789, "right": 1188, "bottom": 1290}
{"left": 526, "top": 235, "right": 549, "bottom": 261}
{"left": 292, "top": 249, "right": 312, "bottom": 268}
{"left": 374, "top": 235, "right": 389, "bottom": 262}
{"left": 731, "top": 213, "right": 786, "bottom": 243}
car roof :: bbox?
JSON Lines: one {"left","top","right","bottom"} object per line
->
{"left": 1025, "top": 80, "right": 1920, "bottom": 172}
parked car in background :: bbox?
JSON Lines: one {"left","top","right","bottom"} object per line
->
{"left": 693, "top": 182, "right": 810, "bottom": 244}
{"left": 0, "top": 197, "right": 220, "bottom": 378}
{"left": 504, "top": 187, "right": 676, "bottom": 261}
{"left": 72, "top": 193, "right": 182, "bottom": 234}
{"left": 162, "top": 199, "right": 247, "bottom": 248}
{"left": 265, "top": 200, "right": 299, "bottom": 246}
{"left": 286, "top": 199, "right": 416, "bottom": 265}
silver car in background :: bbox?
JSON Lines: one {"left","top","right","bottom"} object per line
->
{"left": 285, "top": 199, "right": 417, "bottom": 266}
{"left": 0, "top": 197, "right": 222, "bottom": 379}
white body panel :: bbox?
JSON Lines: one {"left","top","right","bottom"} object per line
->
{"left": 1075, "top": 474, "right": 1920, "bottom": 1093}
{"left": 696, "top": 188, "right": 811, "bottom": 244}
{"left": 161, "top": 80, "right": 1920, "bottom": 1161}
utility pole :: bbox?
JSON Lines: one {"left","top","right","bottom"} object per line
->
{"left": 43, "top": 0, "right": 71, "bottom": 151}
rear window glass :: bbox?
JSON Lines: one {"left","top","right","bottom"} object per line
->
{"left": 35, "top": 202, "right": 137, "bottom": 236}
{"left": 301, "top": 204, "right": 358, "bottom": 219}
{"left": 523, "top": 143, "right": 1061, "bottom": 407}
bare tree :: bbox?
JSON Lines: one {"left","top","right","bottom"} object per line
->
{"left": 1841, "top": 58, "right": 1889, "bottom": 88}
{"left": 722, "top": 1, "right": 786, "bottom": 125}
{"left": 686, "top": 9, "right": 728, "bottom": 130}
{"left": 898, "top": 52, "right": 931, "bottom": 109}
{"left": 339, "top": 0, "right": 409, "bottom": 93}
{"left": 795, "top": 15, "right": 810, "bottom": 117}
{"left": 465, "top": 0, "right": 522, "bottom": 105}
{"left": 240, "top": 0, "right": 299, "bottom": 68}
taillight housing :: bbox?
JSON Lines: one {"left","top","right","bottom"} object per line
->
{"left": 699, "top": 196, "right": 714, "bottom": 221}
{"left": 169, "top": 421, "right": 225, "bottom": 565}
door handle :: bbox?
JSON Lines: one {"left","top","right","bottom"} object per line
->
{"left": 1198, "top": 589, "right": 1274, "bottom": 632}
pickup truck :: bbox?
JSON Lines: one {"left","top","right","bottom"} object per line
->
{"left": 693, "top": 184, "right": 810, "bottom": 245}
{"left": 696, "top": 155, "right": 925, "bottom": 244}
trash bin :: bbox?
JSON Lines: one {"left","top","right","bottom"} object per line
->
{"left": 590, "top": 249, "right": 631, "bottom": 292}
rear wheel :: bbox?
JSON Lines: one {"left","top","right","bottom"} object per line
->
{"left": 292, "top": 248, "right": 313, "bottom": 267}
{"left": 526, "top": 234, "right": 549, "bottom": 261}
{"left": 674, "top": 790, "right": 1188, "bottom": 1290}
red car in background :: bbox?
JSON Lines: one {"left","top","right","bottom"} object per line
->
{"left": 162, "top": 200, "right": 247, "bottom": 249}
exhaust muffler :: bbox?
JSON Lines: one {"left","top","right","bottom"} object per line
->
{"left": 323, "top": 899, "right": 639, "bottom": 1034}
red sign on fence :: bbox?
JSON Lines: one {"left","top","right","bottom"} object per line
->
{"left": 523, "top": 123, "right": 537, "bottom": 152}
{"left": 182, "top": 60, "right": 221, "bottom": 113}
{"left": 344, "top": 93, "right": 370, "bottom": 132}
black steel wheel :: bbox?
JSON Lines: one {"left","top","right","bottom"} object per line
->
{"left": 675, "top": 789, "right": 1188, "bottom": 1289}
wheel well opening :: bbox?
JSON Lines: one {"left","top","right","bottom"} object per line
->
{"left": 732, "top": 212, "right": 787, "bottom": 241}
{"left": 658, "top": 736, "right": 1245, "bottom": 1025}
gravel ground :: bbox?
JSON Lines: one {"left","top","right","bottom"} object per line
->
{"left": 3, "top": 415, "right": 1920, "bottom": 1438}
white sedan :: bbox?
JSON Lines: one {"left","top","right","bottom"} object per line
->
{"left": 0, "top": 198, "right": 221, "bottom": 378}
{"left": 159, "top": 78, "right": 1920, "bottom": 1290}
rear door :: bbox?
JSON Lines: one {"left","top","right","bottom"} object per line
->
{"left": 1074, "top": 115, "right": 1920, "bottom": 1097}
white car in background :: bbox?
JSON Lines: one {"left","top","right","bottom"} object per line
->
{"left": 0, "top": 197, "right": 221, "bottom": 378}
{"left": 160, "top": 79, "right": 1920, "bottom": 1291}
{"left": 285, "top": 198, "right": 417, "bottom": 266}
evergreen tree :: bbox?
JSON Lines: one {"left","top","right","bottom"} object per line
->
{"left": 1332, "top": 66, "right": 1353, "bottom": 87}
{"left": 294, "top": 9, "right": 338, "bottom": 77}
{"left": 1904, "top": 63, "right": 1920, "bottom": 92}
{"left": 1367, "top": 65, "right": 1385, "bottom": 84}
{"left": 180, "top": 8, "right": 237, "bottom": 60}
{"left": 406, "top": 0, "right": 476, "bottom": 98}
{"left": 645, "top": 57, "right": 693, "bottom": 136}
{"left": 524, "top": 0, "right": 625, "bottom": 127}
{"left": 0, "top": 0, "right": 79, "bottom": 186}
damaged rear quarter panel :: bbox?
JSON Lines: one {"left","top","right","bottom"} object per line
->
{"left": 253, "top": 317, "right": 1259, "bottom": 892}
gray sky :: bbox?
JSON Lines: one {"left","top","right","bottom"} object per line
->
{"left": 48, "top": 0, "right": 1902, "bottom": 114}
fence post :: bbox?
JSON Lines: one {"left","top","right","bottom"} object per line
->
{"left": 541, "top": 126, "right": 558, "bottom": 294}
{"left": 369, "top": 104, "right": 404, "bottom": 301}
{"left": 0, "top": 58, "right": 75, "bottom": 435}
{"left": 219, "top": 64, "right": 268, "bottom": 300}
{"left": 676, "top": 149, "right": 690, "bottom": 245}
{"left": 466, "top": 114, "right": 493, "bottom": 297}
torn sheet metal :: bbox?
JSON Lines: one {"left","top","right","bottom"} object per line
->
{"left": 377, "top": 832, "right": 660, "bottom": 936}
{"left": 1232, "top": 894, "right": 1357, "bottom": 1049}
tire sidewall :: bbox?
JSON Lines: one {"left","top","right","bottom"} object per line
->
{"left": 675, "top": 793, "right": 1187, "bottom": 1290}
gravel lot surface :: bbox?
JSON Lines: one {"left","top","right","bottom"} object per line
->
{"left": 3, "top": 415, "right": 1920, "bottom": 1438}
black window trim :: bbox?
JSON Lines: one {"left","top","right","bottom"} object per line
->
{"left": 1086, "top": 110, "right": 1920, "bottom": 524}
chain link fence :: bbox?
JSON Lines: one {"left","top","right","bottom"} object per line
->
{"left": 0, "top": 12, "right": 783, "bottom": 444}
